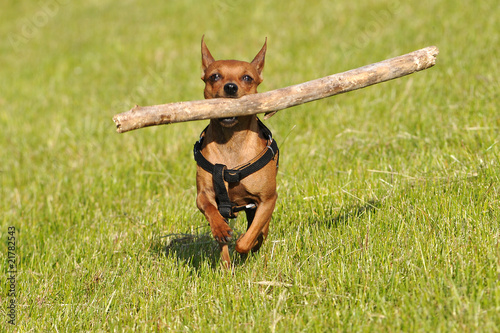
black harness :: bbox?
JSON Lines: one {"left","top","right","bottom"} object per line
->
{"left": 193, "top": 119, "right": 279, "bottom": 219}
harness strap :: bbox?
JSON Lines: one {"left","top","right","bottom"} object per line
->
{"left": 213, "top": 164, "right": 234, "bottom": 219}
{"left": 193, "top": 119, "right": 279, "bottom": 219}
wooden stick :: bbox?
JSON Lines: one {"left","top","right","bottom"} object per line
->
{"left": 113, "top": 46, "right": 438, "bottom": 133}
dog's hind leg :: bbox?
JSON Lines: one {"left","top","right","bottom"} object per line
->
{"left": 220, "top": 244, "right": 231, "bottom": 269}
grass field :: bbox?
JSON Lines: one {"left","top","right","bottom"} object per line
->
{"left": 1, "top": 0, "right": 499, "bottom": 331}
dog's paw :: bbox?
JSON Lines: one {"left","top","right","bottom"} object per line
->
{"left": 235, "top": 233, "right": 264, "bottom": 254}
{"left": 235, "top": 236, "right": 251, "bottom": 254}
{"left": 211, "top": 222, "right": 233, "bottom": 244}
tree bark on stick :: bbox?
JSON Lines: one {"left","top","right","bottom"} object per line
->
{"left": 113, "top": 46, "right": 438, "bottom": 133}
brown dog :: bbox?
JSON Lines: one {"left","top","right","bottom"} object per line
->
{"left": 194, "top": 36, "right": 279, "bottom": 268}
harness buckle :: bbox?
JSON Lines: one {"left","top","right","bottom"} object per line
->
{"left": 224, "top": 170, "right": 240, "bottom": 183}
{"left": 218, "top": 202, "right": 235, "bottom": 220}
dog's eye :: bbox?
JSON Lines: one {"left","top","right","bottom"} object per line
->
{"left": 209, "top": 73, "right": 221, "bottom": 82}
{"left": 242, "top": 75, "right": 253, "bottom": 83}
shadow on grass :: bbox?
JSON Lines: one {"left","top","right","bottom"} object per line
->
{"left": 321, "top": 199, "right": 381, "bottom": 228}
{"left": 150, "top": 230, "right": 250, "bottom": 271}
{"left": 149, "top": 200, "right": 382, "bottom": 269}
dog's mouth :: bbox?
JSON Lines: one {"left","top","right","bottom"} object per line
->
{"left": 218, "top": 117, "right": 238, "bottom": 127}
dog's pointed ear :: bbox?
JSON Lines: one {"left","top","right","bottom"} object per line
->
{"left": 251, "top": 37, "right": 267, "bottom": 78}
{"left": 201, "top": 35, "right": 215, "bottom": 74}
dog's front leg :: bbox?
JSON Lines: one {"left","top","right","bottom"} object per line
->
{"left": 196, "top": 190, "right": 233, "bottom": 268}
{"left": 235, "top": 194, "right": 277, "bottom": 254}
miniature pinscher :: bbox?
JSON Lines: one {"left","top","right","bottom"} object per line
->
{"left": 194, "top": 36, "right": 279, "bottom": 268}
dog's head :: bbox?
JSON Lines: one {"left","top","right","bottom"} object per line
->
{"left": 201, "top": 36, "right": 267, "bottom": 127}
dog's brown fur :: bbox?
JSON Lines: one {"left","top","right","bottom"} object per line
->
{"left": 196, "top": 37, "right": 278, "bottom": 268}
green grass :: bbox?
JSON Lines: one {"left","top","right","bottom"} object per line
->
{"left": 1, "top": 0, "right": 499, "bottom": 331}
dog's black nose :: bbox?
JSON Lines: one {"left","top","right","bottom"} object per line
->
{"left": 224, "top": 83, "right": 238, "bottom": 96}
